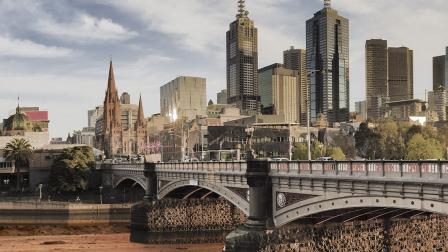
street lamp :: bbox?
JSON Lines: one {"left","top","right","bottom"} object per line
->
{"left": 99, "top": 186, "right": 103, "bottom": 205}
{"left": 306, "top": 69, "right": 321, "bottom": 161}
{"left": 38, "top": 184, "right": 43, "bottom": 202}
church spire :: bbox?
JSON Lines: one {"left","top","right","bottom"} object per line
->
{"left": 237, "top": 0, "right": 249, "bottom": 18}
{"left": 106, "top": 60, "right": 117, "bottom": 102}
{"left": 103, "top": 60, "right": 121, "bottom": 133}
{"left": 324, "top": 0, "right": 331, "bottom": 8}
{"left": 136, "top": 94, "right": 145, "bottom": 125}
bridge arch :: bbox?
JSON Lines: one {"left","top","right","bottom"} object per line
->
{"left": 274, "top": 195, "right": 448, "bottom": 227}
{"left": 114, "top": 176, "right": 146, "bottom": 190}
{"left": 158, "top": 180, "right": 249, "bottom": 215}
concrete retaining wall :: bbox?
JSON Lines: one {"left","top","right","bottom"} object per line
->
{"left": 0, "top": 202, "right": 131, "bottom": 225}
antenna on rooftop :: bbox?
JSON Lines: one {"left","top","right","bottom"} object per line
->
{"left": 237, "top": 0, "right": 249, "bottom": 17}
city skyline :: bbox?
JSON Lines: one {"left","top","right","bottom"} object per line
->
{"left": 0, "top": 0, "right": 447, "bottom": 137}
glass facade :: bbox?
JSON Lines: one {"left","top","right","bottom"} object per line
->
{"left": 366, "top": 39, "right": 388, "bottom": 120}
{"left": 306, "top": 5, "right": 349, "bottom": 125}
{"left": 226, "top": 11, "right": 260, "bottom": 116}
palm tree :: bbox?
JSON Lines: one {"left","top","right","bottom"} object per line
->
{"left": 4, "top": 138, "right": 32, "bottom": 191}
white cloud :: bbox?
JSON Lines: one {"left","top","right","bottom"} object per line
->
{"left": 102, "top": 0, "right": 231, "bottom": 51}
{"left": 35, "top": 14, "right": 138, "bottom": 42}
{"left": 0, "top": 35, "right": 74, "bottom": 58}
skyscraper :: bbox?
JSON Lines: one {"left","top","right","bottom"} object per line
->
{"left": 226, "top": 0, "right": 260, "bottom": 115}
{"left": 217, "top": 89, "right": 228, "bottom": 104}
{"left": 365, "top": 39, "right": 388, "bottom": 120}
{"left": 259, "top": 63, "right": 301, "bottom": 123}
{"left": 306, "top": 0, "right": 349, "bottom": 125}
{"left": 433, "top": 50, "right": 447, "bottom": 90}
{"left": 160, "top": 76, "right": 207, "bottom": 122}
{"left": 388, "top": 47, "right": 413, "bottom": 102}
{"left": 283, "top": 46, "right": 307, "bottom": 125}
{"left": 428, "top": 87, "right": 447, "bottom": 122}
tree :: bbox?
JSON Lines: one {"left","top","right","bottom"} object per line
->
{"left": 293, "top": 143, "right": 308, "bottom": 160}
{"left": 332, "top": 134, "right": 356, "bottom": 159}
{"left": 405, "top": 125, "right": 422, "bottom": 144}
{"left": 3, "top": 138, "right": 32, "bottom": 191}
{"left": 292, "top": 141, "right": 324, "bottom": 160}
{"left": 355, "top": 123, "right": 382, "bottom": 159}
{"left": 48, "top": 146, "right": 94, "bottom": 193}
{"left": 311, "top": 141, "right": 322, "bottom": 160}
{"left": 405, "top": 134, "right": 444, "bottom": 160}
{"left": 376, "top": 120, "right": 405, "bottom": 160}
{"left": 323, "top": 146, "right": 346, "bottom": 160}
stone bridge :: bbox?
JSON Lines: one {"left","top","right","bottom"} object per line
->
{"left": 98, "top": 160, "right": 448, "bottom": 250}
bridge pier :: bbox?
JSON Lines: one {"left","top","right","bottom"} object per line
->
{"left": 130, "top": 162, "right": 158, "bottom": 233}
{"left": 143, "top": 162, "right": 157, "bottom": 202}
{"left": 224, "top": 160, "right": 272, "bottom": 252}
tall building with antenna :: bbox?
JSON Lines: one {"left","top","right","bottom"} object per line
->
{"left": 226, "top": 0, "right": 260, "bottom": 115}
{"left": 306, "top": 0, "right": 350, "bottom": 125}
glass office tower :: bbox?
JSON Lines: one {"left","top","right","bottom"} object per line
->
{"left": 306, "top": 0, "right": 349, "bottom": 125}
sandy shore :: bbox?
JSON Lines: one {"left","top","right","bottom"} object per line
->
{"left": 0, "top": 233, "right": 224, "bottom": 252}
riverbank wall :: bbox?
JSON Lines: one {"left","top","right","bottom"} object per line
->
{"left": 0, "top": 201, "right": 131, "bottom": 225}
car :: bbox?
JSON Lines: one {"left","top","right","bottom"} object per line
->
{"left": 183, "top": 157, "right": 199, "bottom": 162}
{"left": 272, "top": 158, "right": 290, "bottom": 161}
{"left": 317, "top": 157, "right": 334, "bottom": 161}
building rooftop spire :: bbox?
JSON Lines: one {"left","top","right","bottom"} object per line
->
{"left": 324, "top": 0, "right": 331, "bottom": 8}
{"left": 136, "top": 93, "right": 145, "bottom": 125}
{"left": 237, "top": 0, "right": 249, "bottom": 18}
{"left": 108, "top": 60, "right": 115, "bottom": 91}
{"left": 106, "top": 60, "right": 119, "bottom": 103}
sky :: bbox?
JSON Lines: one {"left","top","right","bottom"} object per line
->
{"left": 0, "top": 0, "right": 447, "bottom": 138}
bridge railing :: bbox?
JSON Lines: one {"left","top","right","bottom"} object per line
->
{"left": 96, "top": 162, "right": 145, "bottom": 171}
{"left": 157, "top": 161, "right": 247, "bottom": 173}
{"left": 270, "top": 160, "right": 448, "bottom": 180}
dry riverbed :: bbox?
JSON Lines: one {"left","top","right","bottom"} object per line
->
{"left": 0, "top": 233, "right": 223, "bottom": 252}
{"left": 0, "top": 225, "right": 223, "bottom": 252}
